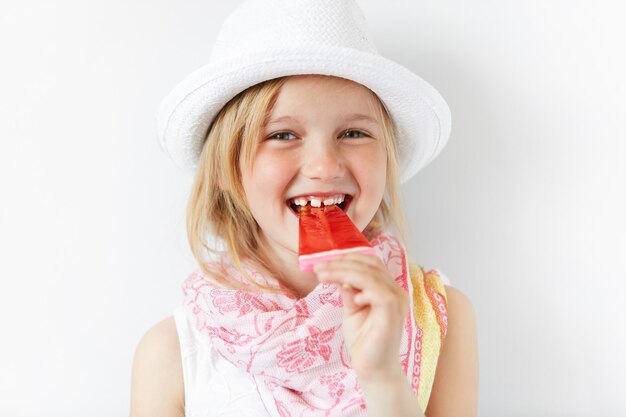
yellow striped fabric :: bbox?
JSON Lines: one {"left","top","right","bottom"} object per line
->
{"left": 409, "top": 262, "right": 449, "bottom": 412}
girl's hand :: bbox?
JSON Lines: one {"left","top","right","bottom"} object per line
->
{"left": 314, "top": 253, "right": 408, "bottom": 381}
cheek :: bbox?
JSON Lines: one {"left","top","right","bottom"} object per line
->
{"left": 355, "top": 146, "right": 387, "bottom": 195}
{"left": 242, "top": 150, "right": 295, "bottom": 206}
{"left": 253, "top": 151, "right": 292, "bottom": 177}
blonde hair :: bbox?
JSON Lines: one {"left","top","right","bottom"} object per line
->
{"left": 187, "top": 76, "right": 408, "bottom": 289}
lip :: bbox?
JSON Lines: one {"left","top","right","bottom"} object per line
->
{"left": 287, "top": 191, "right": 351, "bottom": 200}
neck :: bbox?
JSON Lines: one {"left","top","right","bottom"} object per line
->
{"left": 258, "top": 235, "right": 319, "bottom": 299}
{"left": 278, "top": 262, "right": 319, "bottom": 299}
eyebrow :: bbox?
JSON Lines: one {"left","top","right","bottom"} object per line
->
{"left": 343, "top": 113, "right": 380, "bottom": 125}
{"left": 265, "top": 115, "right": 298, "bottom": 126}
{"left": 265, "top": 113, "right": 380, "bottom": 127}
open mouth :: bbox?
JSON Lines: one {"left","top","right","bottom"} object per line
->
{"left": 288, "top": 194, "right": 352, "bottom": 215}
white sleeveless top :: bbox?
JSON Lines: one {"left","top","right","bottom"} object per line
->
{"left": 174, "top": 306, "right": 273, "bottom": 417}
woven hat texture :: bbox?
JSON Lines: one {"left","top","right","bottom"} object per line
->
{"left": 156, "top": 0, "right": 451, "bottom": 182}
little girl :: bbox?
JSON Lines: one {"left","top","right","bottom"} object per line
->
{"left": 131, "top": 1, "right": 478, "bottom": 416}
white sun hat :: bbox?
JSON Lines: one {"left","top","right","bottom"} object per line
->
{"left": 156, "top": 0, "right": 451, "bottom": 182}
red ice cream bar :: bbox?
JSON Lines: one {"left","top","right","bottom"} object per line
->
{"left": 298, "top": 204, "right": 375, "bottom": 272}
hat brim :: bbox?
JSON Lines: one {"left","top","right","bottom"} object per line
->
{"left": 156, "top": 45, "right": 451, "bottom": 182}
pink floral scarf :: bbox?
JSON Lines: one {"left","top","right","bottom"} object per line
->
{"left": 182, "top": 234, "right": 422, "bottom": 416}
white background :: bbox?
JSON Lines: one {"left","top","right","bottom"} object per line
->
{"left": 1, "top": 0, "right": 625, "bottom": 416}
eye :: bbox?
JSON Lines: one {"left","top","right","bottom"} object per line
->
{"left": 268, "top": 132, "right": 297, "bottom": 141}
{"left": 340, "top": 129, "right": 368, "bottom": 139}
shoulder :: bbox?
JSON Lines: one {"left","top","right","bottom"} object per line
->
{"left": 444, "top": 286, "right": 475, "bottom": 319}
{"left": 442, "top": 286, "right": 477, "bottom": 352}
{"left": 426, "top": 286, "right": 479, "bottom": 417}
{"left": 130, "top": 316, "right": 185, "bottom": 417}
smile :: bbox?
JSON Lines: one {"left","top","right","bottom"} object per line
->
{"left": 287, "top": 194, "right": 352, "bottom": 215}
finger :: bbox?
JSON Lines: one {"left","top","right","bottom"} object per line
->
{"left": 340, "top": 285, "right": 360, "bottom": 311}
{"left": 315, "top": 258, "right": 386, "bottom": 281}
{"left": 315, "top": 266, "right": 380, "bottom": 291}
{"left": 321, "top": 253, "right": 382, "bottom": 269}
{"left": 317, "top": 258, "right": 389, "bottom": 279}
{"left": 352, "top": 286, "right": 408, "bottom": 313}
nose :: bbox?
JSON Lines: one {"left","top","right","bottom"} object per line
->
{"left": 301, "top": 140, "right": 346, "bottom": 181}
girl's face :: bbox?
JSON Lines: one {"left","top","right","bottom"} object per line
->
{"left": 240, "top": 75, "right": 387, "bottom": 263}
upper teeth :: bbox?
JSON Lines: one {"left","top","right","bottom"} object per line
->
{"left": 291, "top": 194, "right": 345, "bottom": 207}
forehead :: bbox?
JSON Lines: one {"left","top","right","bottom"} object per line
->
{"left": 269, "top": 75, "right": 381, "bottom": 119}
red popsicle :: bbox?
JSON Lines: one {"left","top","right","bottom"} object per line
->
{"left": 298, "top": 204, "right": 375, "bottom": 272}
